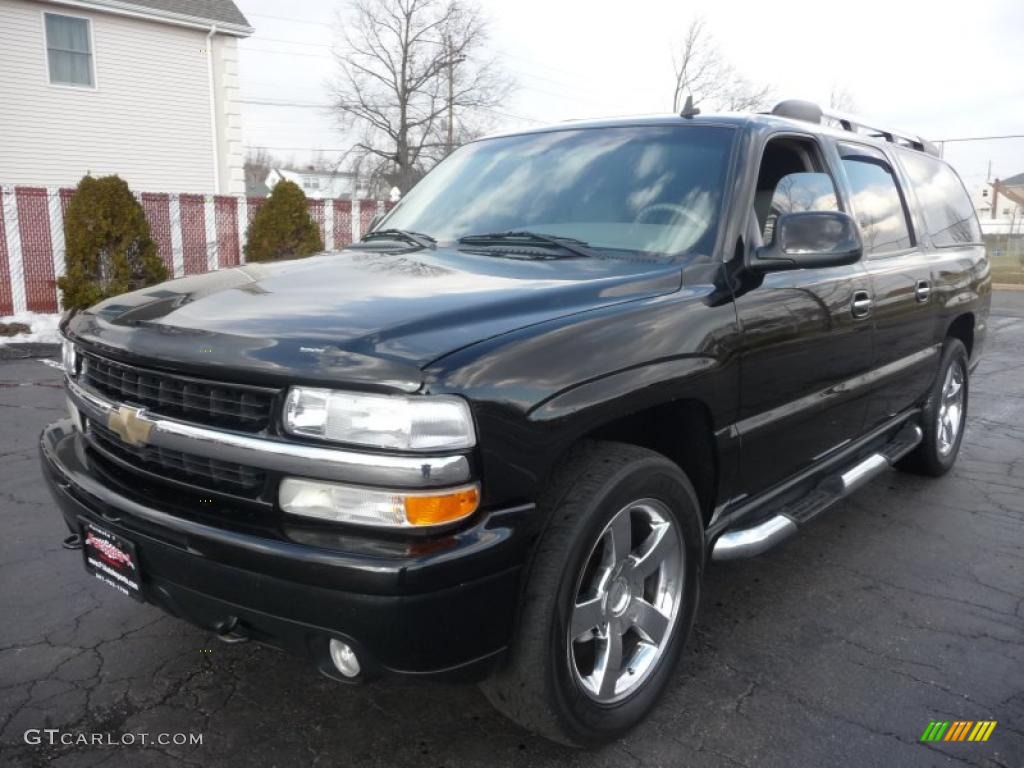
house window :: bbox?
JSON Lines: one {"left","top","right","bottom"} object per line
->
{"left": 45, "top": 13, "right": 94, "bottom": 87}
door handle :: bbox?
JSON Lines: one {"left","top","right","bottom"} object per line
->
{"left": 915, "top": 280, "right": 931, "bottom": 303}
{"left": 851, "top": 290, "right": 872, "bottom": 319}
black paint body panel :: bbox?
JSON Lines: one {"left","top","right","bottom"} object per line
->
{"left": 49, "top": 113, "right": 991, "bottom": 676}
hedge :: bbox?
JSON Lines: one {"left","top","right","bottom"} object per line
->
{"left": 244, "top": 180, "right": 323, "bottom": 262}
{"left": 57, "top": 175, "right": 168, "bottom": 311}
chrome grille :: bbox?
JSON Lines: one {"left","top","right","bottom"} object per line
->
{"left": 81, "top": 352, "right": 276, "bottom": 432}
{"left": 88, "top": 421, "right": 266, "bottom": 496}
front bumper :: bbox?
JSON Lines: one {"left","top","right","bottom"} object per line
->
{"left": 41, "top": 419, "right": 535, "bottom": 681}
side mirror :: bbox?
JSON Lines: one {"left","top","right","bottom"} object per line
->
{"left": 751, "top": 211, "right": 863, "bottom": 272}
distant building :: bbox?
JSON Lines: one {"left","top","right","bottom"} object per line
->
{"left": 265, "top": 167, "right": 367, "bottom": 200}
{"left": 0, "top": 0, "right": 253, "bottom": 194}
{"left": 973, "top": 173, "right": 1024, "bottom": 228}
{"left": 245, "top": 173, "right": 269, "bottom": 198}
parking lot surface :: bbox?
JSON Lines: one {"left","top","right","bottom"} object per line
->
{"left": 1, "top": 293, "right": 1022, "bottom": 768}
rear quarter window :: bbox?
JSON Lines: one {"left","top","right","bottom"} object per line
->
{"left": 897, "top": 151, "right": 982, "bottom": 247}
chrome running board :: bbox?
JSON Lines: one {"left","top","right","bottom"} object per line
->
{"left": 712, "top": 423, "right": 923, "bottom": 561}
{"left": 711, "top": 516, "right": 797, "bottom": 561}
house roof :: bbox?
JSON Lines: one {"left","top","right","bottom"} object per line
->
{"left": 49, "top": 0, "right": 254, "bottom": 35}
{"left": 1001, "top": 172, "right": 1024, "bottom": 187}
{"left": 266, "top": 168, "right": 359, "bottom": 199}
{"left": 127, "top": 1, "right": 249, "bottom": 27}
{"left": 278, "top": 167, "right": 355, "bottom": 178}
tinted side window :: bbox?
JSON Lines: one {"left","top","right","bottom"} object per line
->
{"left": 771, "top": 172, "right": 838, "bottom": 215}
{"left": 839, "top": 149, "right": 913, "bottom": 255}
{"left": 899, "top": 151, "right": 982, "bottom": 246}
{"left": 763, "top": 172, "right": 838, "bottom": 244}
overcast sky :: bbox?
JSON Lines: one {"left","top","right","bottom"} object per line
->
{"left": 235, "top": 0, "right": 1023, "bottom": 189}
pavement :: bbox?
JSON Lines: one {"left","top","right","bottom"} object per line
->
{"left": 1, "top": 293, "right": 1023, "bottom": 768}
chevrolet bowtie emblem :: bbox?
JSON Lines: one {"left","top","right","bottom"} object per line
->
{"left": 107, "top": 405, "right": 154, "bottom": 447}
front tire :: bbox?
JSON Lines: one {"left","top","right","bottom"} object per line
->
{"left": 897, "top": 338, "right": 969, "bottom": 477}
{"left": 481, "top": 441, "right": 704, "bottom": 746}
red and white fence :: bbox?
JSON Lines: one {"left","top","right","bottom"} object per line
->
{"left": 0, "top": 186, "right": 395, "bottom": 315}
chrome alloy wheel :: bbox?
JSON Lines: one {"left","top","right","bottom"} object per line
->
{"left": 567, "top": 499, "right": 684, "bottom": 703}
{"left": 936, "top": 362, "right": 965, "bottom": 456}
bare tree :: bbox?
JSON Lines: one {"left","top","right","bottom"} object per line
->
{"left": 719, "top": 78, "right": 774, "bottom": 112}
{"left": 671, "top": 18, "right": 772, "bottom": 113}
{"left": 330, "top": 0, "right": 513, "bottom": 194}
{"left": 828, "top": 85, "right": 858, "bottom": 113}
{"left": 244, "top": 147, "right": 277, "bottom": 195}
{"left": 670, "top": 19, "right": 718, "bottom": 112}
{"left": 307, "top": 151, "right": 344, "bottom": 174}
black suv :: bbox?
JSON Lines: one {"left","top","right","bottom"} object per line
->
{"left": 42, "top": 100, "right": 989, "bottom": 745}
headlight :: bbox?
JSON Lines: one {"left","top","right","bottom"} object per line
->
{"left": 279, "top": 477, "right": 480, "bottom": 528}
{"left": 283, "top": 387, "right": 475, "bottom": 451}
{"left": 61, "top": 339, "right": 79, "bottom": 378}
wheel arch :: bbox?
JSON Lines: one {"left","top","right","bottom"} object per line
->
{"left": 946, "top": 312, "right": 975, "bottom": 358}
{"left": 540, "top": 398, "right": 720, "bottom": 527}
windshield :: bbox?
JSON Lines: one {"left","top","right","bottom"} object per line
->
{"left": 381, "top": 125, "right": 735, "bottom": 257}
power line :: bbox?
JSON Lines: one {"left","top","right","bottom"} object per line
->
{"left": 240, "top": 44, "right": 613, "bottom": 107}
{"left": 247, "top": 12, "right": 331, "bottom": 26}
{"left": 936, "top": 134, "right": 1024, "bottom": 143}
{"left": 245, "top": 36, "right": 641, "bottom": 99}
{"left": 240, "top": 97, "right": 332, "bottom": 108}
{"left": 248, "top": 36, "right": 334, "bottom": 48}
{"left": 244, "top": 38, "right": 645, "bottom": 102}
{"left": 247, "top": 11, "right": 608, "bottom": 86}
{"left": 238, "top": 97, "right": 545, "bottom": 124}
{"left": 242, "top": 13, "right": 1024, "bottom": 141}
{"left": 249, "top": 145, "right": 349, "bottom": 153}
{"left": 243, "top": 46, "right": 333, "bottom": 59}
{"left": 238, "top": 17, "right": 631, "bottom": 108}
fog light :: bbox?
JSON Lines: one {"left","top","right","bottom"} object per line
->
{"left": 329, "top": 638, "right": 361, "bottom": 678}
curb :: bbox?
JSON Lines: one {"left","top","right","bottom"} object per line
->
{"left": 0, "top": 342, "right": 61, "bottom": 360}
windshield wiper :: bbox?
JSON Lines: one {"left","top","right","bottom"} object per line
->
{"left": 361, "top": 228, "right": 436, "bottom": 249}
{"left": 458, "top": 230, "right": 595, "bottom": 258}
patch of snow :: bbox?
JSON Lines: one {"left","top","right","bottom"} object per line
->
{"left": 0, "top": 311, "right": 63, "bottom": 345}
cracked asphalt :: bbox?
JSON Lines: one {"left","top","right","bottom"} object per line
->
{"left": 1, "top": 293, "right": 1023, "bottom": 768}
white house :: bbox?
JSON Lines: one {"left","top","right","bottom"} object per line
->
{"left": 265, "top": 167, "right": 365, "bottom": 200}
{"left": 0, "top": 0, "right": 253, "bottom": 194}
{"left": 973, "top": 173, "right": 1024, "bottom": 235}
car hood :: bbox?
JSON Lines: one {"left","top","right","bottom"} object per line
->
{"left": 67, "top": 247, "right": 682, "bottom": 392}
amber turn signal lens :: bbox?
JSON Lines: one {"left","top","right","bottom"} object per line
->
{"left": 404, "top": 486, "right": 480, "bottom": 526}
{"left": 280, "top": 478, "right": 480, "bottom": 529}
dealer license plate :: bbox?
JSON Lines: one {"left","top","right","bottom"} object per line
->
{"left": 80, "top": 520, "right": 143, "bottom": 601}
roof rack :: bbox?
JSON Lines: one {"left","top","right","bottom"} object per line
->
{"left": 769, "top": 99, "right": 940, "bottom": 157}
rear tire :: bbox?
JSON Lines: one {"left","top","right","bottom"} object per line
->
{"left": 897, "top": 338, "right": 969, "bottom": 477}
{"left": 480, "top": 441, "right": 704, "bottom": 746}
